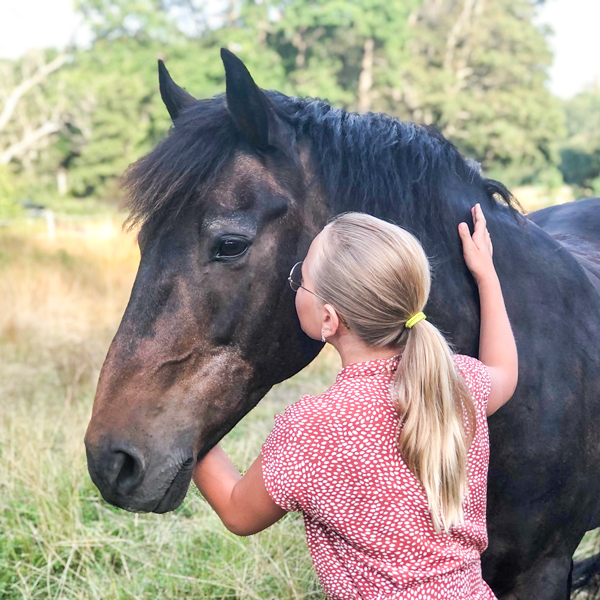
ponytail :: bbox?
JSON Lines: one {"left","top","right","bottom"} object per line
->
{"left": 311, "top": 211, "right": 477, "bottom": 533}
{"left": 392, "top": 319, "right": 476, "bottom": 533}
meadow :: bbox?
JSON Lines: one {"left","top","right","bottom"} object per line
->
{"left": 0, "top": 216, "right": 341, "bottom": 599}
{"left": 0, "top": 212, "right": 597, "bottom": 599}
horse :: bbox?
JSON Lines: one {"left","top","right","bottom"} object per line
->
{"left": 84, "top": 48, "right": 600, "bottom": 600}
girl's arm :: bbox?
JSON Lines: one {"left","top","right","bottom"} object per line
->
{"left": 192, "top": 445, "right": 288, "bottom": 536}
{"left": 477, "top": 273, "right": 518, "bottom": 415}
{"left": 458, "top": 203, "right": 519, "bottom": 416}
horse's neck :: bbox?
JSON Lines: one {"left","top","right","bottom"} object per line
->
{"left": 419, "top": 203, "right": 599, "bottom": 354}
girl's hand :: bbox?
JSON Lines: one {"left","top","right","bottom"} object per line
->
{"left": 458, "top": 203, "right": 496, "bottom": 285}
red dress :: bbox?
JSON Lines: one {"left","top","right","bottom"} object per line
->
{"left": 261, "top": 353, "right": 498, "bottom": 600}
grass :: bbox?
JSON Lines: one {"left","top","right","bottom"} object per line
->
{"left": 1, "top": 213, "right": 598, "bottom": 599}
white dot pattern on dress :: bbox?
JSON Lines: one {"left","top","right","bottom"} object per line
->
{"left": 261, "top": 353, "right": 498, "bottom": 600}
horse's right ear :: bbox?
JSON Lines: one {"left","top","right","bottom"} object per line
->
{"left": 220, "top": 47, "right": 295, "bottom": 155}
{"left": 158, "top": 60, "right": 195, "bottom": 123}
{"left": 220, "top": 48, "right": 270, "bottom": 150}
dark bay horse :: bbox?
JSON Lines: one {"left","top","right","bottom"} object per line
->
{"left": 84, "top": 48, "right": 600, "bottom": 599}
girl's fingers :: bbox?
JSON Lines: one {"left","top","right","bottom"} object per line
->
{"left": 458, "top": 222, "right": 474, "bottom": 247}
{"left": 472, "top": 205, "right": 488, "bottom": 243}
{"left": 461, "top": 205, "right": 493, "bottom": 261}
{"left": 478, "top": 204, "right": 487, "bottom": 224}
{"left": 474, "top": 204, "right": 486, "bottom": 228}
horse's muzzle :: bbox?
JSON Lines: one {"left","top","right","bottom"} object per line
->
{"left": 84, "top": 435, "right": 195, "bottom": 513}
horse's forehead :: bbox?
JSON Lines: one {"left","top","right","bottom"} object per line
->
{"left": 210, "top": 152, "right": 288, "bottom": 210}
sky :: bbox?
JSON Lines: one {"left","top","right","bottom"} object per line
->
{"left": 535, "top": 0, "right": 600, "bottom": 97}
{"left": 0, "top": 0, "right": 598, "bottom": 99}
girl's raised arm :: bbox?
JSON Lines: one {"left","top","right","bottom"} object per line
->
{"left": 458, "top": 203, "right": 519, "bottom": 416}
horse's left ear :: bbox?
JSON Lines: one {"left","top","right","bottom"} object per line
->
{"left": 220, "top": 48, "right": 293, "bottom": 153}
{"left": 158, "top": 60, "right": 195, "bottom": 123}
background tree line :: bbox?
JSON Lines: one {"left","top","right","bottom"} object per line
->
{"left": 1, "top": 0, "right": 599, "bottom": 218}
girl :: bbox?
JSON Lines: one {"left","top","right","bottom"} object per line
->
{"left": 193, "top": 203, "right": 518, "bottom": 599}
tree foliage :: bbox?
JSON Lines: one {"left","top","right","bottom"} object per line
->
{"left": 560, "top": 84, "right": 600, "bottom": 195}
{"left": 395, "top": 0, "right": 565, "bottom": 187}
{"left": 0, "top": 0, "right": 595, "bottom": 208}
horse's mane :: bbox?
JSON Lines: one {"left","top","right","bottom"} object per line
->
{"left": 123, "top": 90, "right": 525, "bottom": 237}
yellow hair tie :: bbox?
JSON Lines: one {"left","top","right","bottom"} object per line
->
{"left": 406, "top": 311, "right": 426, "bottom": 329}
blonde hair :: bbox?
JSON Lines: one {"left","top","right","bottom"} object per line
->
{"left": 309, "top": 212, "right": 477, "bottom": 534}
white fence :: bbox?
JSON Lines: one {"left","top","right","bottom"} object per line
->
{"left": 0, "top": 209, "right": 122, "bottom": 240}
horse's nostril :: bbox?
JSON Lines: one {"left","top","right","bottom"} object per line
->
{"left": 111, "top": 448, "right": 145, "bottom": 494}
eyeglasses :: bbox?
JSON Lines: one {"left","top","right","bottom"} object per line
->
{"left": 288, "top": 261, "right": 329, "bottom": 303}
{"left": 288, "top": 261, "right": 351, "bottom": 329}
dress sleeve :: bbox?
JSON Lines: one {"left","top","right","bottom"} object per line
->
{"left": 453, "top": 354, "right": 492, "bottom": 416}
{"left": 261, "top": 405, "right": 314, "bottom": 513}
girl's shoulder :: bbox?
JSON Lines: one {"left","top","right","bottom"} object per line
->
{"left": 452, "top": 353, "right": 492, "bottom": 412}
{"left": 273, "top": 393, "right": 323, "bottom": 427}
{"left": 274, "top": 387, "right": 352, "bottom": 435}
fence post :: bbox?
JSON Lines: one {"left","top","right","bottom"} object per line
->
{"left": 44, "top": 209, "right": 55, "bottom": 241}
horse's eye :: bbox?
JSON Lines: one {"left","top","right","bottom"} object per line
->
{"left": 216, "top": 237, "right": 249, "bottom": 259}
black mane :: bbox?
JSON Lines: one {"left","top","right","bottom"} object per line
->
{"left": 123, "top": 90, "right": 525, "bottom": 237}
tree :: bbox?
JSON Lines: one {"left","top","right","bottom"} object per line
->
{"left": 0, "top": 50, "right": 72, "bottom": 215}
{"left": 201, "top": 0, "right": 566, "bottom": 188}
{"left": 0, "top": 51, "right": 68, "bottom": 167}
{"left": 560, "top": 83, "right": 600, "bottom": 196}
{"left": 392, "top": 0, "right": 566, "bottom": 187}
{"left": 256, "top": 0, "right": 419, "bottom": 109}
{"left": 65, "top": 0, "right": 245, "bottom": 198}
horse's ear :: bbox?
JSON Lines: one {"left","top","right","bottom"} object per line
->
{"left": 221, "top": 48, "right": 290, "bottom": 152}
{"left": 158, "top": 60, "right": 195, "bottom": 123}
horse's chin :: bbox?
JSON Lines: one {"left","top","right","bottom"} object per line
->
{"left": 151, "top": 458, "right": 194, "bottom": 513}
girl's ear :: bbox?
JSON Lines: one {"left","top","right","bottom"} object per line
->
{"left": 322, "top": 303, "right": 340, "bottom": 337}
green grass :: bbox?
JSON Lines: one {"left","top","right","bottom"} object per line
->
{"left": 0, "top": 357, "right": 332, "bottom": 599}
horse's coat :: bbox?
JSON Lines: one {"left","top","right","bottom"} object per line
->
{"left": 85, "top": 49, "right": 600, "bottom": 599}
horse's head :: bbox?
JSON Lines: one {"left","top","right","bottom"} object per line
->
{"left": 84, "top": 49, "right": 329, "bottom": 513}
